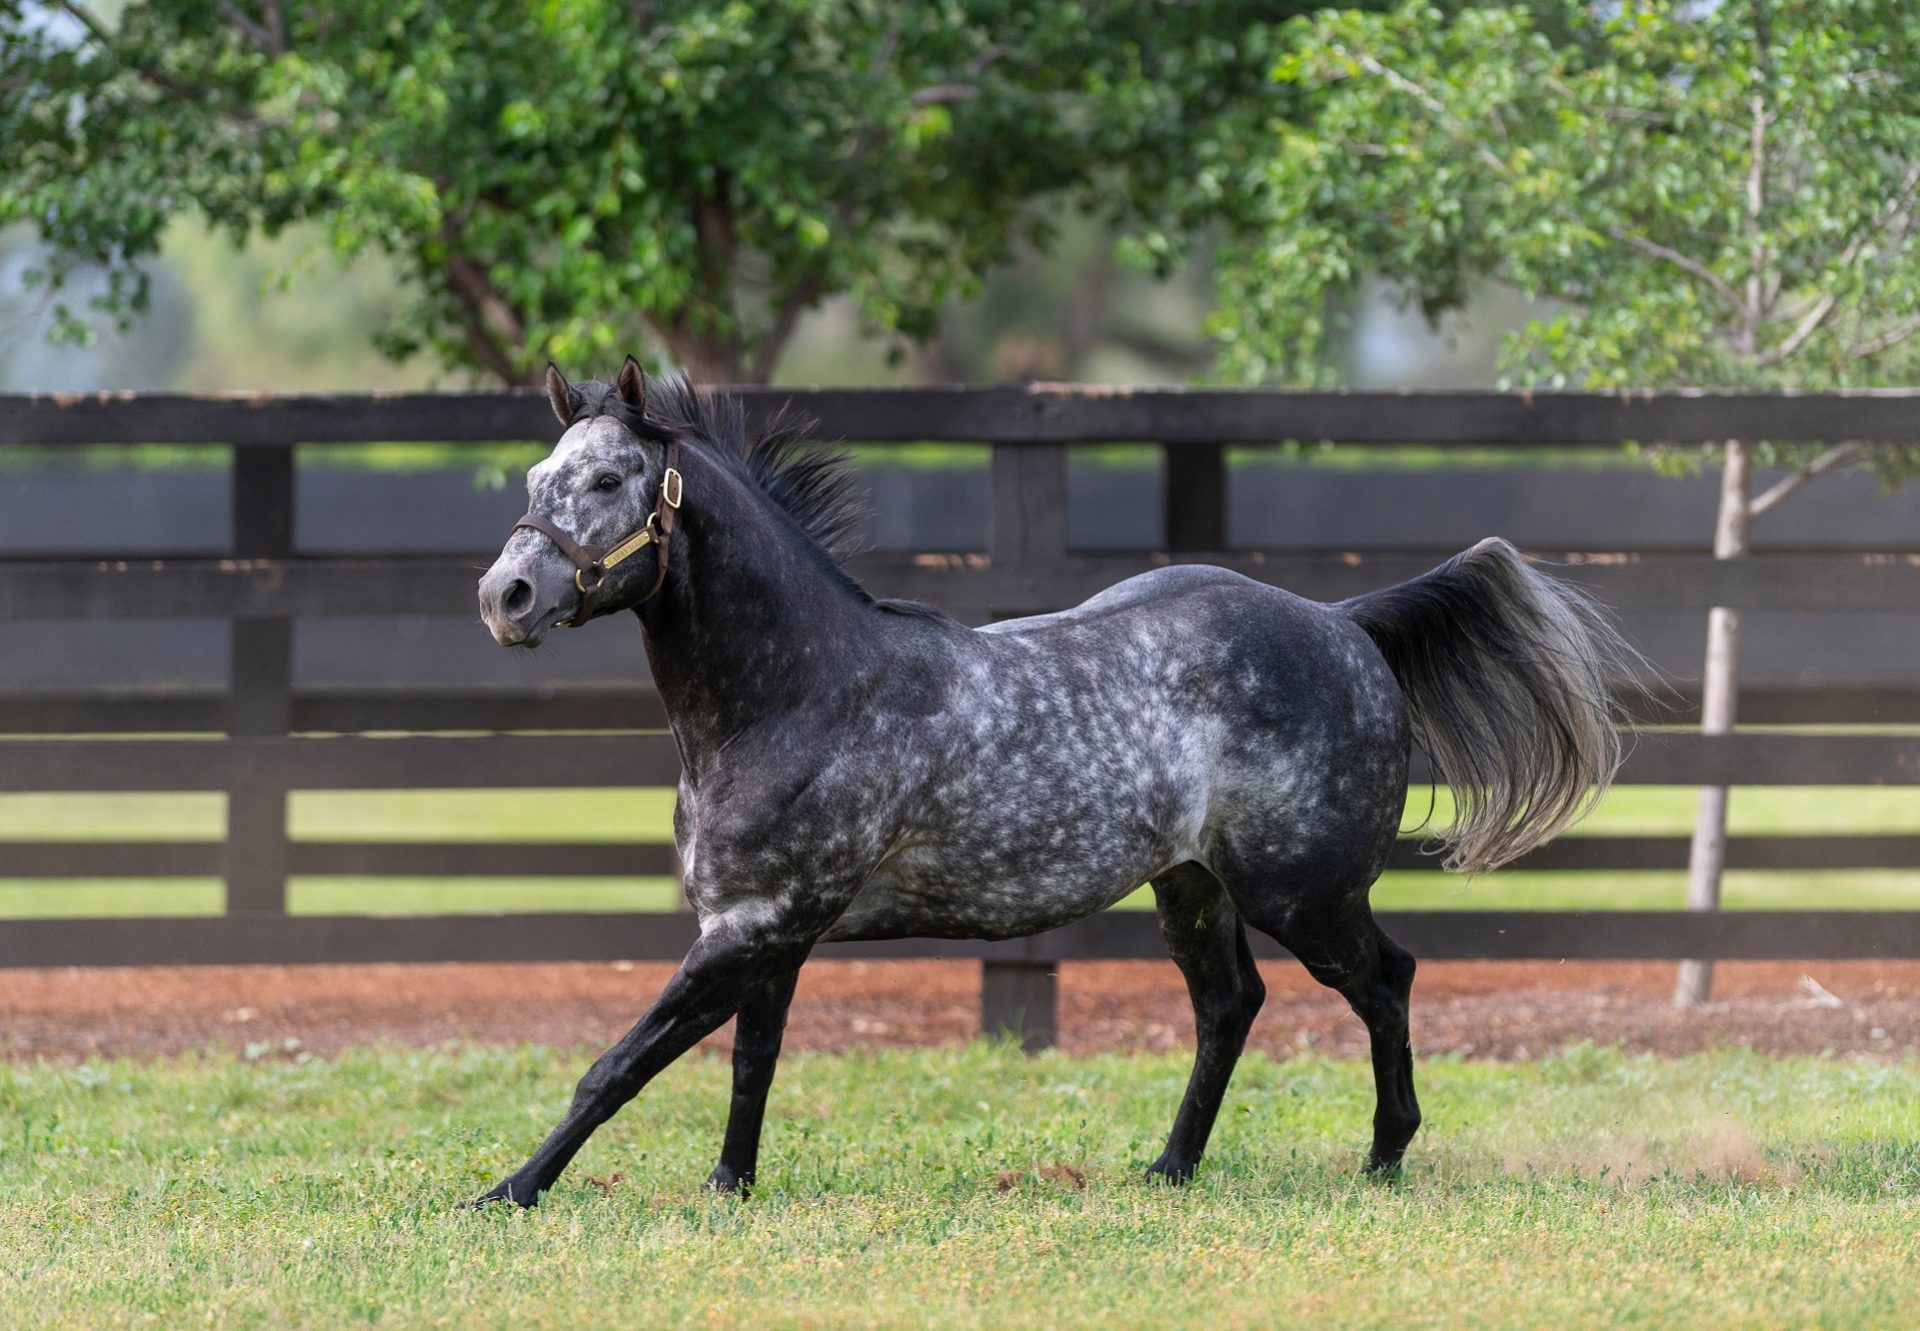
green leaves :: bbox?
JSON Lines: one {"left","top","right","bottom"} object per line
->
{"left": 1198, "top": 0, "right": 1920, "bottom": 485}
{"left": 2, "top": 0, "right": 1317, "bottom": 384}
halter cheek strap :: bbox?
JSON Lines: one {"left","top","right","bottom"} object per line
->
{"left": 511, "top": 438, "right": 683, "bottom": 626}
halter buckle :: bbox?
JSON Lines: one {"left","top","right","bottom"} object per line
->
{"left": 661, "top": 467, "right": 683, "bottom": 509}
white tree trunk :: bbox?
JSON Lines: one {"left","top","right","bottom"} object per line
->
{"left": 1675, "top": 440, "right": 1753, "bottom": 1006}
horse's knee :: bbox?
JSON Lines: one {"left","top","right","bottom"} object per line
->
{"left": 571, "top": 1053, "right": 628, "bottom": 1111}
{"left": 1350, "top": 975, "right": 1409, "bottom": 1036}
{"left": 1376, "top": 933, "right": 1416, "bottom": 997}
{"left": 1358, "top": 935, "right": 1416, "bottom": 1031}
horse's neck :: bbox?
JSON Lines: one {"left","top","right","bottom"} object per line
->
{"left": 637, "top": 458, "right": 873, "bottom": 767}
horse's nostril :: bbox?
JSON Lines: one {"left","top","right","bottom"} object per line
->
{"left": 503, "top": 578, "right": 534, "bottom": 616}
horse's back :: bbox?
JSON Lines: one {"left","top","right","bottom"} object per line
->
{"left": 976, "top": 564, "right": 1391, "bottom": 706}
{"left": 978, "top": 563, "right": 1292, "bottom": 638}
{"left": 819, "top": 564, "right": 1410, "bottom": 940}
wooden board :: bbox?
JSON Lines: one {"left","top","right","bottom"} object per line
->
{"left": 3, "top": 551, "right": 1915, "bottom": 620}
{"left": 13, "top": 386, "right": 1920, "bottom": 445}
{"left": 4, "top": 909, "right": 1919, "bottom": 968}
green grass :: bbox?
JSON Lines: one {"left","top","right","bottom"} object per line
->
{"left": 1, "top": 785, "right": 1917, "bottom": 918}
{"left": 0, "top": 878, "right": 684, "bottom": 919}
{"left": 1373, "top": 868, "right": 1920, "bottom": 911}
{"left": 285, "top": 876, "right": 682, "bottom": 915}
{"left": 4, "top": 1043, "right": 1917, "bottom": 1328}
{"left": 0, "top": 879, "right": 226, "bottom": 918}
{"left": 1408, "top": 783, "right": 1920, "bottom": 836}
{"left": 0, "top": 793, "right": 227, "bottom": 841}
{"left": 285, "top": 788, "right": 680, "bottom": 842}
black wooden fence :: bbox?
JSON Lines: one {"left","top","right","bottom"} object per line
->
{"left": 2, "top": 386, "right": 1918, "bottom": 1048}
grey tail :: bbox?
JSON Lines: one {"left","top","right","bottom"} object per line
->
{"left": 1341, "top": 538, "right": 1646, "bottom": 875}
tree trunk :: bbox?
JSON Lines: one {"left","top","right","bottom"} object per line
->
{"left": 652, "top": 191, "right": 751, "bottom": 384}
{"left": 1674, "top": 439, "right": 1752, "bottom": 1006}
{"left": 657, "top": 320, "right": 747, "bottom": 384}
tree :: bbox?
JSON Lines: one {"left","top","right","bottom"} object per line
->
{"left": 1, "top": 0, "right": 1319, "bottom": 385}
{"left": 1179, "top": 0, "right": 1920, "bottom": 1001}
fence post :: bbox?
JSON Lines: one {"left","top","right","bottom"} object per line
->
{"left": 979, "top": 958, "right": 1059, "bottom": 1053}
{"left": 1164, "top": 442, "right": 1226, "bottom": 552}
{"left": 224, "top": 443, "right": 295, "bottom": 915}
{"left": 981, "top": 437, "right": 1069, "bottom": 1049}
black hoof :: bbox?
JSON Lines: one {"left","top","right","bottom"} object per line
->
{"left": 1363, "top": 1151, "right": 1405, "bottom": 1181}
{"left": 1145, "top": 1155, "right": 1197, "bottom": 1186}
{"left": 704, "top": 1165, "right": 753, "bottom": 1197}
{"left": 464, "top": 1180, "right": 540, "bottom": 1210}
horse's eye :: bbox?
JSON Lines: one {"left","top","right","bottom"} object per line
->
{"left": 594, "top": 473, "right": 622, "bottom": 492}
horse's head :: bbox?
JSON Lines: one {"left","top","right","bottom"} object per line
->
{"left": 478, "top": 356, "right": 680, "bottom": 646}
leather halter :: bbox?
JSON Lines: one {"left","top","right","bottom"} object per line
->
{"left": 511, "top": 438, "right": 683, "bottom": 627}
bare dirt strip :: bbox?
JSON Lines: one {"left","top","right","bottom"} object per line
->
{"left": 4, "top": 959, "right": 1919, "bottom": 1063}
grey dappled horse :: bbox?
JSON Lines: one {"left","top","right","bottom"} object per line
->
{"left": 472, "top": 359, "right": 1639, "bottom": 1207}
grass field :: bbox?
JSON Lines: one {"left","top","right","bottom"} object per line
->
{"left": 4, "top": 1043, "right": 1917, "bottom": 1328}
{"left": 2, "top": 784, "right": 1917, "bottom": 918}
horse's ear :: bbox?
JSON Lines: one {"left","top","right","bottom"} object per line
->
{"left": 544, "top": 362, "right": 574, "bottom": 427}
{"left": 616, "top": 354, "right": 647, "bottom": 411}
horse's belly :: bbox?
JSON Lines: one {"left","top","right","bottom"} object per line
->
{"left": 826, "top": 841, "right": 1173, "bottom": 942}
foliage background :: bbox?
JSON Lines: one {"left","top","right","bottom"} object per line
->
{"left": 1, "top": 0, "right": 1528, "bottom": 394}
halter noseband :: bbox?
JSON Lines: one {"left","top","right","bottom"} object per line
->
{"left": 511, "top": 438, "right": 683, "bottom": 627}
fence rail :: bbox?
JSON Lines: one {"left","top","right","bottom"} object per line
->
{"left": 2, "top": 730, "right": 1918, "bottom": 791}
{"left": 3, "top": 386, "right": 1918, "bottom": 1049}
{"left": 13, "top": 384, "right": 1920, "bottom": 445}
{"left": 4, "top": 911, "right": 1919, "bottom": 973}
{"left": 5, "top": 551, "right": 1920, "bottom": 620}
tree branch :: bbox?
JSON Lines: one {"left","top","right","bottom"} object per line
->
{"left": 54, "top": 0, "right": 187, "bottom": 97}
{"left": 910, "top": 83, "right": 981, "bottom": 107}
{"left": 1350, "top": 52, "right": 1508, "bottom": 174}
{"left": 1758, "top": 159, "right": 1920, "bottom": 365}
{"left": 1747, "top": 442, "right": 1862, "bottom": 519}
{"left": 1849, "top": 313, "right": 1920, "bottom": 361}
{"left": 1843, "top": 158, "right": 1920, "bottom": 265}
{"left": 439, "top": 231, "right": 529, "bottom": 384}
{"left": 51, "top": 0, "right": 115, "bottom": 44}
{"left": 55, "top": 0, "right": 269, "bottom": 125}
{"left": 965, "top": 42, "right": 1014, "bottom": 76}
{"left": 217, "top": 1, "right": 286, "bottom": 55}
{"left": 1741, "top": 86, "right": 1768, "bottom": 355}
{"left": 1755, "top": 290, "right": 1836, "bottom": 366}
{"left": 1604, "top": 227, "right": 1748, "bottom": 316}
{"left": 905, "top": 41, "right": 1016, "bottom": 106}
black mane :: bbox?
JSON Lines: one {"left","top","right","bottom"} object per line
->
{"left": 568, "top": 371, "right": 949, "bottom": 622}
{"left": 568, "top": 372, "right": 867, "bottom": 562}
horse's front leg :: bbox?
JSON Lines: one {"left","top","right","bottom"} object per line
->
{"left": 470, "top": 905, "right": 820, "bottom": 1208}
{"left": 705, "top": 966, "right": 802, "bottom": 1195}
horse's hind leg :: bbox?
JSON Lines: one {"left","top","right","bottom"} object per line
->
{"left": 1146, "top": 863, "right": 1266, "bottom": 1184}
{"left": 706, "top": 965, "right": 802, "bottom": 1196}
{"left": 1261, "top": 900, "right": 1421, "bottom": 1173}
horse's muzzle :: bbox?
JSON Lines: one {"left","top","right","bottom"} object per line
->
{"left": 478, "top": 550, "right": 573, "bottom": 646}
